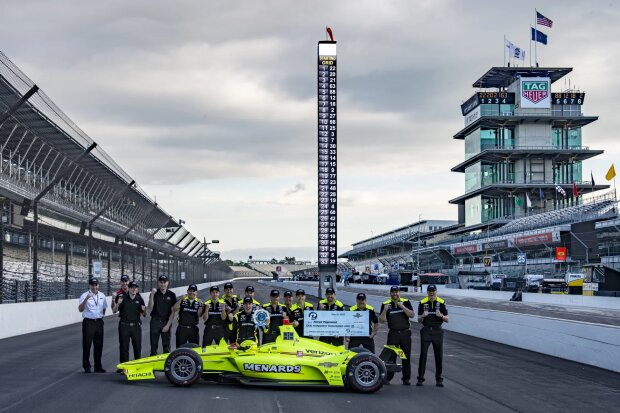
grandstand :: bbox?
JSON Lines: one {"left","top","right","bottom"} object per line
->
{"left": 0, "top": 50, "right": 231, "bottom": 303}
{"left": 228, "top": 266, "right": 263, "bottom": 278}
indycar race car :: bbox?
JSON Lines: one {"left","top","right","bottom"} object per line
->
{"left": 118, "top": 322, "right": 405, "bottom": 393}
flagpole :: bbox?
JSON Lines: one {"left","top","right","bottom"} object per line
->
{"left": 529, "top": 26, "right": 532, "bottom": 67}
{"left": 534, "top": 9, "right": 538, "bottom": 66}
{"left": 503, "top": 34, "right": 506, "bottom": 66}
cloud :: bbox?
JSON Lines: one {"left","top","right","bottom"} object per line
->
{"left": 285, "top": 183, "right": 306, "bottom": 196}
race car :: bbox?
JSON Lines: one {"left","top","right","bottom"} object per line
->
{"left": 118, "top": 322, "right": 405, "bottom": 393}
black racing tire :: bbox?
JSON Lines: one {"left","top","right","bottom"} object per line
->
{"left": 164, "top": 348, "right": 203, "bottom": 387}
{"left": 345, "top": 353, "right": 386, "bottom": 393}
{"left": 178, "top": 342, "right": 199, "bottom": 349}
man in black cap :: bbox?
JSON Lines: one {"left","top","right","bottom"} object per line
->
{"left": 111, "top": 274, "right": 130, "bottom": 314}
{"left": 348, "top": 293, "right": 379, "bottom": 353}
{"left": 231, "top": 296, "right": 264, "bottom": 344}
{"left": 114, "top": 281, "right": 145, "bottom": 370}
{"left": 202, "top": 286, "right": 228, "bottom": 346}
{"left": 417, "top": 284, "right": 449, "bottom": 387}
{"left": 222, "top": 282, "right": 239, "bottom": 342}
{"left": 262, "top": 290, "right": 288, "bottom": 344}
{"left": 165, "top": 284, "right": 204, "bottom": 348}
{"left": 148, "top": 275, "right": 176, "bottom": 355}
{"left": 243, "top": 285, "right": 261, "bottom": 310}
{"left": 288, "top": 289, "right": 314, "bottom": 338}
{"left": 380, "top": 285, "right": 414, "bottom": 385}
{"left": 282, "top": 290, "right": 294, "bottom": 317}
{"left": 318, "top": 287, "right": 346, "bottom": 346}
{"left": 78, "top": 278, "right": 108, "bottom": 373}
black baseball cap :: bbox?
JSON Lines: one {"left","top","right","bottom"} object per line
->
{"left": 188, "top": 284, "right": 198, "bottom": 291}
{"left": 245, "top": 286, "right": 255, "bottom": 292}
{"left": 89, "top": 278, "right": 99, "bottom": 285}
{"left": 270, "top": 289, "right": 280, "bottom": 297}
{"left": 210, "top": 286, "right": 220, "bottom": 292}
{"left": 120, "top": 275, "right": 129, "bottom": 282}
{"left": 356, "top": 293, "right": 366, "bottom": 300}
{"left": 158, "top": 275, "right": 169, "bottom": 282}
{"left": 296, "top": 289, "right": 305, "bottom": 296}
{"left": 326, "top": 287, "right": 335, "bottom": 294}
{"left": 283, "top": 290, "right": 293, "bottom": 297}
{"left": 224, "top": 282, "right": 233, "bottom": 289}
{"left": 243, "top": 296, "right": 253, "bottom": 304}
{"left": 128, "top": 281, "right": 138, "bottom": 288}
{"left": 390, "top": 285, "right": 400, "bottom": 292}
{"left": 427, "top": 284, "right": 437, "bottom": 291}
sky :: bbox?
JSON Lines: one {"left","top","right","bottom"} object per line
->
{"left": 1, "top": 0, "right": 619, "bottom": 261}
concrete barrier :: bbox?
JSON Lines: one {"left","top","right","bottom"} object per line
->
{"left": 272, "top": 280, "right": 620, "bottom": 372}
{"left": 0, "top": 280, "right": 230, "bottom": 340}
{"left": 522, "top": 292, "right": 620, "bottom": 309}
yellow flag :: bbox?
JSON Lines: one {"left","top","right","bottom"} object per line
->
{"left": 606, "top": 164, "right": 616, "bottom": 181}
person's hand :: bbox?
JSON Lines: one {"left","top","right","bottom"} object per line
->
{"left": 151, "top": 288, "right": 157, "bottom": 294}
{"left": 112, "top": 292, "right": 117, "bottom": 299}
{"left": 293, "top": 320, "right": 299, "bottom": 327}
{"left": 345, "top": 337, "right": 350, "bottom": 342}
{"left": 397, "top": 302, "right": 405, "bottom": 309}
{"left": 422, "top": 310, "right": 428, "bottom": 317}
{"left": 228, "top": 313, "right": 234, "bottom": 321}
{"left": 435, "top": 308, "right": 442, "bottom": 317}
{"left": 162, "top": 325, "right": 170, "bottom": 333}
{"left": 117, "top": 296, "right": 124, "bottom": 305}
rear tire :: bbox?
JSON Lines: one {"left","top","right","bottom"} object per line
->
{"left": 164, "top": 348, "right": 203, "bottom": 387}
{"left": 345, "top": 353, "right": 386, "bottom": 393}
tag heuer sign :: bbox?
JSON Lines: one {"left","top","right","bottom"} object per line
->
{"left": 520, "top": 77, "right": 550, "bottom": 108}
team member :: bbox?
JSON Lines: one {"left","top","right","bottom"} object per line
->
{"left": 282, "top": 290, "right": 294, "bottom": 318}
{"left": 243, "top": 285, "right": 261, "bottom": 310}
{"left": 78, "top": 278, "right": 108, "bottom": 373}
{"left": 114, "top": 281, "right": 145, "bottom": 371}
{"left": 317, "top": 287, "right": 345, "bottom": 346}
{"left": 417, "top": 284, "right": 449, "bottom": 387}
{"left": 262, "top": 290, "right": 288, "bottom": 344}
{"left": 379, "top": 286, "right": 414, "bottom": 385}
{"left": 348, "top": 293, "right": 379, "bottom": 353}
{"left": 202, "top": 286, "right": 228, "bottom": 346}
{"left": 223, "top": 282, "right": 239, "bottom": 342}
{"left": 164, "top": 284, "right": 204, "bottom": 348}
{"left": 148, "top": 275, "right": 177, "bottom": 355}
{"left": 111, "top": 274, "right": 130, "bottom": 312}
{"left": 288, "top": 289, "right": 314, "bottom": 338}
{"left": 231, "top": 296, "right": 265, "bottom": 344}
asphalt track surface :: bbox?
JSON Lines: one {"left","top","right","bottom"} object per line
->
{"left": 0, "top": 280, "right": 619, "bottom": 413}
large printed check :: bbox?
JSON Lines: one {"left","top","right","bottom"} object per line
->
{"left": 304, "top": 311, "right": 369, "bottom": 337}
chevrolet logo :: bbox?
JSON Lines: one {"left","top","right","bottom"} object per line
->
{"left": 318, "top": 362, "right": 339, "bottom": 368}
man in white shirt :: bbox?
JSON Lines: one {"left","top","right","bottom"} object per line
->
{"left": 78, "top": 278, "right": 108, "bottom": 373}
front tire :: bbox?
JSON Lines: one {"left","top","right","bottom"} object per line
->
{"left": 346, "top": 353, "right": 386, "bottom": 393}
{"left": 164, "top": 348, "right": 203, "bottom": 387}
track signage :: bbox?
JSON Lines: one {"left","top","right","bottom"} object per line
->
{"left": 317, "top": 40, "right": 337, "bottom": 273}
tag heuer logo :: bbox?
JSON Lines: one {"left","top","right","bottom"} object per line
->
{"left": 522, "top": 81, "right": 549, "bottom": 103}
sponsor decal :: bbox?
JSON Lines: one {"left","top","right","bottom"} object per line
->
{"left": 555, "top": 247, "right": 567, "bottom": 261}
{"left": 305, "top": 349, "right": 334, "bottom": 355}
{"left": 520, "top": 77, "right": 550, "bottom": 108}
{"left": 454, "top": 244, "right": 478, "bottom": 254}
{"left": 482, "top": 240, "right": 508, "bottom": 250}
{"left": 243, "top": 363, "right": 302, "bottom": 373}
{"left": 317, "top": 362, "right": 339, "bottom": 368}
{"left": 296, "top": 350, "right": 303, "bottom": 357}
{"left": 127, "top": 371, "right": 154, "bottom": 379}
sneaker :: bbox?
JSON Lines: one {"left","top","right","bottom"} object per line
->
{"left": 402, "top": 379, "right": 411, "bottom": 385}
{"left": 416, "top": 381, "right": 424, "bottom": 386}
{"left": 436, "top": 382, "right": 444, "bottom": 387}
{"left": 94, "top": 368, "right": 106, "bottom": 373}
{"left": 116, "top": 368, "right": 124, "bottom": 374}
{"left": 84, "top": 368, "right": 91, "bottom": 373}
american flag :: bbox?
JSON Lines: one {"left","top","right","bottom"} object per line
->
{"left": 537, "top": 11, "right": 553, "bottom": 28}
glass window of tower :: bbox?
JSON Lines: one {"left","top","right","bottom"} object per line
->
{"left": 465, "top": 195, "right": 482, "bottom": 226}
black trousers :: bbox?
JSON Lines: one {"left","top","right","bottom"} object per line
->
{"left": 262, "top": 331, "right": 279, "bottom": 344}
{"left": 202, "top": 324, "right": 227, "bottom": 346}
{"left": 149, "top": 318, "right": 171, "bottom": 356}
{"left": 349, "top": 337, "right": 375, "bottom": 353}
{"left": 82, "top": 318, "right": 104, "bottom": 370}
{"left": 176, "top": 325, "right": 199, "bottom": 348}
{"left": 119, "top": 322, "right": 141, "bottom": 363}
{"left": 319, "top": 336, "right": 344, "bottom": 347}
{"left": 386, "top": 329, "right": 412, "bottom": 381}
{"left": 417, "top": 326, "right": 444, "bottom": 382}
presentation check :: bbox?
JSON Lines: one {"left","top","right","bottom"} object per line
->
{"left": 304, "top": 311, "right": 369, "bottom": 337}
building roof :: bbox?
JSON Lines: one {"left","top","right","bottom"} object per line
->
{"left": 472, "top": 67, "right": 573, "bottom": 89}
{"left": 451, "top": 147, "right": 604, "bottom": 173}
{"left": 448, "top": 183, "right": 609, "bottom": 205}
{"left": 453, "top": 115, "right": 598, "bottom": 139}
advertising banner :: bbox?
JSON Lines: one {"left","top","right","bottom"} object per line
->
{"left": 555, "top": 247, "right": 567, "bottom": 261}
{"left": 520, "top": 77, "right": 550, "bottom": 109}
